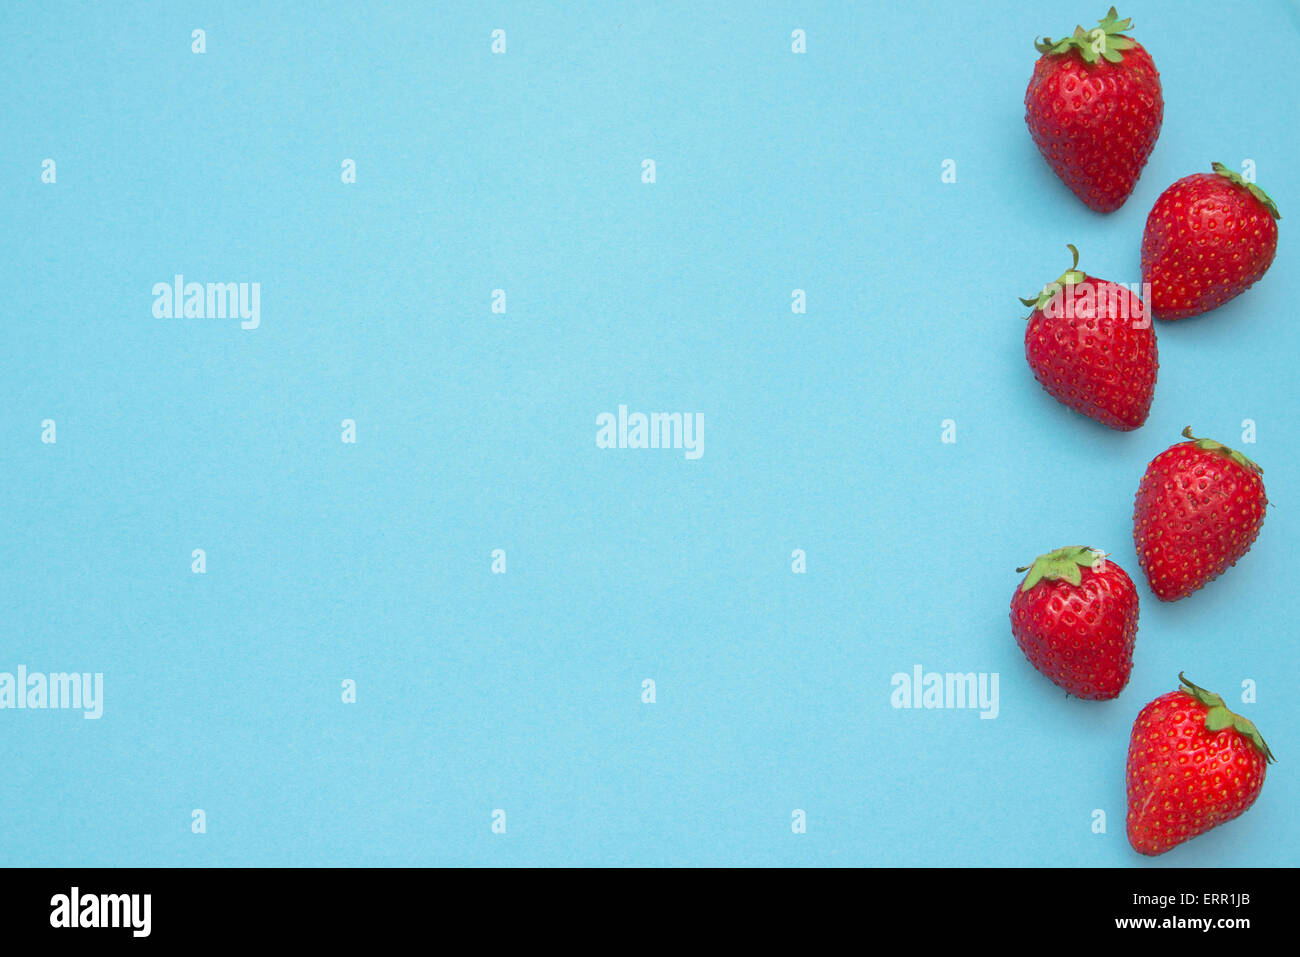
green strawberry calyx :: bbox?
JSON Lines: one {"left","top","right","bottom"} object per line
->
{"left": 1211, "top": 162, "right": 1282, "bottom": 220}
{"left": 1178, "top": 672, "right": 1276, "bottom": 763}
{"left": 1019, "top": 244, "right": 1088, "bottom": 317}
{"left": 1181, "top": 426, "right": 1263, "bottom": 475}
{"left": 1016, "top": 545, "right": 1106, "bottom": 591}
{"left": 1034, "top": 7, "right": 1137, "bottom": 64}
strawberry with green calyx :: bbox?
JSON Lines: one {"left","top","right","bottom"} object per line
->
{"left": 1025, "top": 8, "right": 1163, "bottom": 212}
{"left": 1133, "top": 427, "right": 1267, "bottom": 601}
{"left": 1010, "top": 546, "right": 1139, "bottom": 700}
{"left": 1021, "top": 245, "right": 1157, "bottom": 431}
{"left": 1127, "top": 673, "right": 1274, "bottom": 856}
{"left": 1142, "top": 163, "right": 1281, "bottom": 320}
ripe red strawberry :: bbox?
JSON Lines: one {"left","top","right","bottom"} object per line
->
{"left": 1009, "top": 546, "right": 1139, "bottom": 700}
{"left": 1021, "top": 245, "right": 1157, "bottom": 430}
{"left": 1025, "top": 7, "right": 1163, "bottom": 212}
{"left": 1127, "top": 673, "right": 1274, "bottom": 856}
{"left": 1133, "top": 427, "right": 1266, "bottom": 601}
{"left": 1142, "top": 163, "right": 1281, "bottom": 320}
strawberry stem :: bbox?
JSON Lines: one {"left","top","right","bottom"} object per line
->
{"left": 1034, "top": 7, "right": 1138, "bottom": 65}
{"left": 1020, "top": 244, "right": 1088, "bottom": 317}
{"left": 1018, "top": 545, "right": 1104, "bottom": 591}
{"left": 1211, "top": 162, "right": 1281, "bottom": 220}
{"left": 1178, "top": 672, "right": 1275, "bottom": 763}
{"left": 1180, "top": 426, "right": 1263, "bottom": 475}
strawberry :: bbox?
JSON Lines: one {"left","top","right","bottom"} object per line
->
{"left": 1142, "top": 163, "right": 1281, "bottom": 320}
{"left": 1020, "top": 245, "right": 1157, "bottom": 431}
{"left": 1009, "top": 546, "right": 1139, "bottom": 700}
{"left": 1127, "top": 673, "right": 1274, "bottom": 856}
{"left": 1133, "top": 427, "right": 1266, "bottom": 601}
{"left": 1025, "top": 7, "right": 1163, "bottom": 212}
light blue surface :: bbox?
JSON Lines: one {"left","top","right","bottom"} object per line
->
{"left": 2, "top": 1, "right": 1297, "bottom": 867}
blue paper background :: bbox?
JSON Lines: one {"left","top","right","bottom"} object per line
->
{"left": 3, "top": 0, "right": 1297, "bottom": 866}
